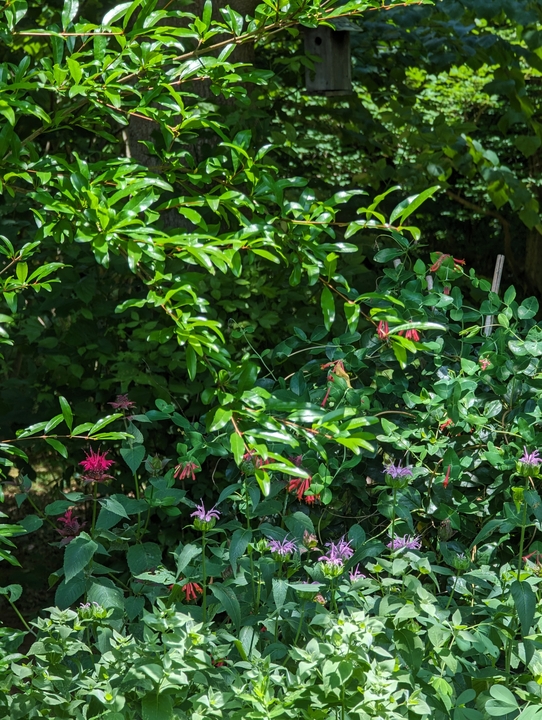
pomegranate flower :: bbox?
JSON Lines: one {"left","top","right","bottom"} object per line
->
{"left": 79, "top": 448, "right": 114, "bottom": 484}
{"left": 108, "top": 394, "right": 136, "bottom": 411}
{"left": 56, "top": 509, "right": 86, "bottom": 546}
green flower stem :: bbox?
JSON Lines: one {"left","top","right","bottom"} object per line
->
{"left": 91, "top": 482, "right": 98, "bottom": 536}
{"left": 390, "top": 487, "right": 397, "bottom": 552}
{"left": 25, "top": 494, "right": 56, "bottom": 530}
{"left": 202, "top": 530, "right": 207, "bottom": 623}
{"left": 517, "top": 475, "right": 530, "bottom": 582}
{"left": 8, "top": 600, "right": 34, "bottom": 635}
{"left": 294, "top": 600, "right": 306, "bottom": 645}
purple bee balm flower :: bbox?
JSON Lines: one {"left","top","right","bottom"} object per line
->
{"left": 268, "top": 537, "right": 298, "bottom": 559}
{"left": 349, "top": 564, "right": 366, "bottom": 582}
{"left": 318, "top": 537, "right": 354, "bottom": 566}
{"left": 387, "top": 534, "right": 421, "bottom": 551}
{"left": 520, "top": 447, "right": 542, "bottom": 467}
{"left": 191, "top": 501, "right": 220, "bottom": 531}
{"left": 384, "top": 462, "right": 412, "bottom": 479}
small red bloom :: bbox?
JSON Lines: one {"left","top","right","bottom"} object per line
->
{"left": 443, "top": 285, "right": 451, "bottom": 295}
{"left": 304, "top": 494, "right": 320, "bottom": 505}
{"left": 398, "top": 329, "right": 421, "bottom": 342}
{"left": 430, "top": 253, "right": 466, "bottom": 273}
{"left": 79, "top": 448, "right": 115, "bottom": 484}
{"left": 479, "top": 358, "right": 491, "bottom": 371}
{"left": 439, "top": 418, "right": 453, "bottom": 432}
{"left": 443, "top": 465, "right": 451, "bottom": 489}
{"left": 288, "top": 476, "right": 312, "bottom": 502}
{"left": 108, "top": 394, "right": 136, "bottom": 411}
{"left": 377, "top": 321, "right": 389, "bottom": 340}
{"left": 182, "top": 582, "right": 203, "bottom": 602}
{"left": 56, "top": 508, "right": 86, "bottom": 546}
{"left": 174, "top": 461, "right": 200, "bottom": 481}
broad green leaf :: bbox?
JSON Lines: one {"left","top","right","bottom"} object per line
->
{"left": 390, "top": 186, "right": 439, "bottom": 224}
{"left": 229, "top": 529, "right": 252, "bottom": 573}
{"left": 61, "top": 0, "right": 79, "bottom": 29}
{"left": 141, "top": 693, "right": 173, "bottom": 720}
{"left": 64, "top": 532, "right": 98, "bottom": 582}
{"left": 59, "top": 396, "right": 73, "bottom": 431}
{"left": 120, "top": 445, "right": 146, "bottom": 474}
{"left": 321, "top": 286, "right": 335, "bottom": 331}
{"left": 230, "top": 432, "right": 245, "bottom": 466}
{"left": 45, "top": 438, "right": 68, "bottom": 458}
{"left": 127, "top": 542, "right": 162, "bottom": 575}
{"left": 511, "top": 580, "right": 536, "bottom": 638}
{"left": 210, "top": 583, "right": 241, "bottom": 632}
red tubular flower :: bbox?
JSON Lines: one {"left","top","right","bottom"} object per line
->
{"left": 376, "top": 321, "right": 389, "bottom": 340}
{"left": 174, "top": 461, "right": 200, "bottom": 481}
{"left": 304, "top": 494, "right": 320, "bottom": 505}
{"left": 288, "top": 476, "right": 312, "bottom": 502}
{"left": 182, "top": 582, "right": 203, "bottom": 602}
{"left": 79, "top": 448, "right": 114, "bottom": 484}
{"left": 443, "top": 465, "right": 451, "bottom": 489}
{"left": 439, "top": 418, "right": 453, "bottom": 432}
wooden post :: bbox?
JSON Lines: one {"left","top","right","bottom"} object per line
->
{"left": 484, "top": 254, "right": 505, "bottom": 337}
{"left": 305, "top": 26, "right": 352, "bottom": 96}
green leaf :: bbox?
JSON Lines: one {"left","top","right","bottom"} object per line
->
{"left": 229, "top": 529, "right": 252, "bottom": 574}
{"left": 485, "top": 685, "right": 518, "bottom": 717}
{"left": 344, "top": 302, "right": 360, "bottom": 332}
{"left": 45, "top": 438, "right": 68, "bottom": 458}
{"left": 207, "top": 407, "right": 232, "bottom": 432}
{"left": 99, "top": 496, "right": 129, "bottom": 519}
{"left": 390, "top": 186, "right": 440, "bottom": 224}
{"left": 272, "top": 577, "right": 288, "bottom": 612}
{"left": 141, "top": 693, "right": 173, "bottom": 720}
{"left": 518, "top": 297, "right": 539, "bottom": 320}
{"left": 175, "top": 543, "right": 200, "bottom": 575}
{"left": 210, "top": 584, "right": 241, "bottom": 633}
{"left": 186, "top": 344, "right": 197, "bottom": 381}
{"left": 59, "top": 396, "right": 73, "bottom": 431}
{"left": 55, "top": 575, "right": 86, "bottom": 610}
{"left": 89, "top": 414, "right": 122, "bottom": 435}
{"left": 238, "top": 361, "right": 259, "bottom": 392}
{"left": 321, "top": 286, "right": 335, "bottom": 331}
{"left": 61, "top": 0, "right": 79, "bottom": 29}
{"left": 64, "top": 532, "right": 98, "bottom": 582}
{"left": 0, "top": 584, "right": 22, "bottom": 603}
{"left": 127, "top": 543, "right": 162, "bottom": 575}
{"left": 230, "top": 432, "right": 245, "bottom": 466}
{"left": 511, "top": 580, "right": 536, "bottom": 638}
{"left": 255, "top": 468, "right": 270, "bottom": 496}
{"left": 120, "top": 445, "right": 146, "bottom": 474}
{"left": 87, "top": 578, "right": 124, "bottom": 612}
{"left": 373, "top": 248, "right": 404, "bottom": 263}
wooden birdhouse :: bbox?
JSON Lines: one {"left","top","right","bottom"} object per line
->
{"left": 304, "top": 20, "right": 358, "bottom": 96}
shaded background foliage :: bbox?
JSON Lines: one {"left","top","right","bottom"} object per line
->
{"left": 3, "top": 0, "right": 542, "bottom": 464}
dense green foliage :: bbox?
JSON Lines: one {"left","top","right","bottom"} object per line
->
{"left": 5, "top": 0, "right": 542, "bottom": 719}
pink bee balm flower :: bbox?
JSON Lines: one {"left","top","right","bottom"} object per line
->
{"left": 108, "top": 394, "right": 136, "bottom": 411}
{"left": 56, "top": 509, "right": 86, "bottom": 546}
{"left": 191, "top": 501, "right": 220, "bottom": 531}
{"left": 79, "top": 448, "right": 115, "bottom": 484}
